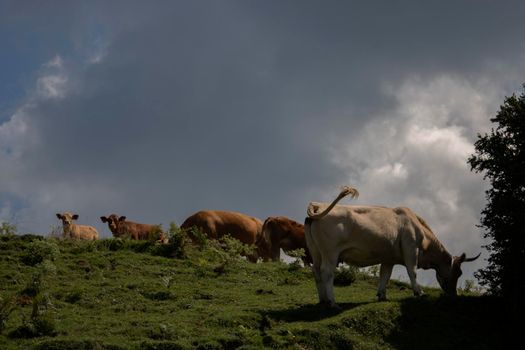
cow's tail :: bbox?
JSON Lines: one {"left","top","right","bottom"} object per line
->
{"left": 306, "top": 186, "right": 359, "bottom": 220}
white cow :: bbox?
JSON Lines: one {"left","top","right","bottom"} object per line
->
{"left": 305, "top": 186, "right": 480, "bottom": 307}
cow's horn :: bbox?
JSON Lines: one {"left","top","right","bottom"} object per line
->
{"left": 463, "top": 252, "right": 481, "bottom": 263}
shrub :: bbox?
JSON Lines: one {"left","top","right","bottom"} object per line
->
{"left": 151, "top": 222, "right": 188, "bottom": 259}
{"left": 360, "top": 264, "right": 380, "bottom": 278}
{"left": 185, "top": 226, "right": 208, "bottom": 249}
{"left": 334, "top": 264, "right": 359, "bottom": 286}
{"left": 103, "top": 238, "right": 126, "bottom": 251}
{"left": 33, "top": 339, "right": 124, "bottom": 350}
{"left": 0, "top": 294, "right": 15, "bottom": 334}
{"left": 287, "top": 249, "right": 306, "bottom": 271}
{"left": 0, "top": 221, "right": 17, "bottom": 235}
{"left": 21, "top": 240, "right": 60, "bottom": 266}
{"left": 9, "top": 292, "right": 56, "bottom": 338}
{"left": 19, "top": 260, "right": 57, "bottom": 298}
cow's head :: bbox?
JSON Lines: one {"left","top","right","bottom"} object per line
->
{"left": 56, "top": 212, "right": 79, "bottom": 235}
{"left": 56, "top": 212, "right": 79, "bottom": 227}
{"left": 100, "top": 214, "right": 126, "bottom": 236}
{"left": 436, "top": 252, "right": 480, "bottom": 296}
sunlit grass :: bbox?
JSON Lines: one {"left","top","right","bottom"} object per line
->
{"left": 0, "top": 234, "right": 510, "bottom": 349}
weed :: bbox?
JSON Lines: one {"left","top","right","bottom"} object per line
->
{"left": 146, "top": 323, "right": 177, "bottom": 340}
{"left": 47, "top": 224, "right": 63, "bottom": 239}
{"left": 63, "top": 289, "right": 83, "bottom": 304}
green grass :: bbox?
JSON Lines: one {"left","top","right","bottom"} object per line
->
{"left": 0, "top": 234, "right": 513, "bottom": 349}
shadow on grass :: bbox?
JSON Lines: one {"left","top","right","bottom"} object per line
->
{"left": 262, "top": 301, "right": 370, "bottom": 323}
{"left": 386, "top": 295, "right": 515, "bottom": 350}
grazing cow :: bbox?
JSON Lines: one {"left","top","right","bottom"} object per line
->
{"left": 56, "top": 212, "right": 99, "bottom": 240}
{"left": 100, "top": 214, "right": 165, "bottom": 241}
{"left": 260, "top": 216, "right": 312, "bottom": 264}
{"left": 305, "top": 186, "right": 480, "bottom": 307}
{"left": 180, "top": 210, "right": 264, "bottom": 262}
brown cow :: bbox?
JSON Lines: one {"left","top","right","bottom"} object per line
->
{"left": 180, "top": 210, "right": 264, "bottom": 262}
{"left": 100, "top": 214, "right": 165, "bottom": 241}
{"left": 56, "top": 212, "right": 99, "bottom": 240}
{"left": 260, "top": 216, "right": 312, "bottom": 264}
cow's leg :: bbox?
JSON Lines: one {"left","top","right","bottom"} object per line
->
{"left": 312, "top": 261, "right": 324, "bottom": 303}
{"left": 404, "top": 249, "right": 423, "bottom": 297}
{"left": 307, "top": 244, "right": 324, "bottom": 304}
{"left": 377, "top": 263, "right": 393, "bottom": 301}
{"left": 271, "top": 235, "right": 281, "bottom": 261}
{"left": 305, "top": 220, "right": 325, "bottom": 304}
{"left": 320, "top": 256, "right": 338, "bottom": 308}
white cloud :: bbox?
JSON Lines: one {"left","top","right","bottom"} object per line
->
{"left": 36, "top": 75, "right": 68, "bottom": 99}
{"left": 328, "top": 75, "right": 500, "bottom": 286}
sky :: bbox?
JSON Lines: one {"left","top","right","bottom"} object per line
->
{"left": 1, "top": 0, "right": 525, "bottom": 287}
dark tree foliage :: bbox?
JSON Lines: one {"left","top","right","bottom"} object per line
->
{"left": 468, "top": 85, "right": 525, "bottom": 310}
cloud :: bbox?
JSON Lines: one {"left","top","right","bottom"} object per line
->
{"left": 328, "top": 75, "right": 502, "bottom": 285}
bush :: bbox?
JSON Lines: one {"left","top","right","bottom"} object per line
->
{"left": 0, "top": 222, "right": 17, "bottom": 235}
{"left": 0, "top": 294, "right": 15, "bottom": 334}
{"left": 151, "top": 223, "right": 188, "bottom": 259}
{"left": 33, "top": 339, "right": 124, "bottom": 350}
{"left": 287, "top": 249, "right": 306, "bottom": 271}
{"left": 334, "top": 265, "right": 359, "bottom": 286}
{"left": 186, "top": 226, "right": 208, "bottom": 249}
{"left": 9, "top": 292, "right": 56, "bottom": 338}
{"left": 21, "top": 240, "right": 60, "bottom": 266}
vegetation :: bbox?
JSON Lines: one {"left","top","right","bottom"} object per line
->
{"left": 0, "top": 231, "right": 514, "bottom": 349}
{"left": 468, "top": 84, "right": 525, "bottom": 313}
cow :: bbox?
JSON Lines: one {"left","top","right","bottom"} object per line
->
{"left": 260, "top": 216, "right": 312, "bottom": 264}
{"left": 305, "top": 186, "right": 480, "bottom": 307}
{"left": 56, "top": 212, "right": 99, "bottom": 240}
{"left": 100, "top": 214, "right": 165, "bottom": 241}
{"left": 180, "top": 210, "right": 264, "bottom": 262}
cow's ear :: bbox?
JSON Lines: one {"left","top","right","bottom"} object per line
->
{"left": 119, "top": 216, "right": 126, "bottom": 222}
{"left": 100, "top": 216, "right": 108, "bottom": 223}
{"left": 56, "top": 213, "right": 63, "bottom": 220}
{"left": 72, "top": 214, "right": 79, "bottom": 220}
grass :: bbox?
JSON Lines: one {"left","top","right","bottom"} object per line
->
{"left": 0, "top": 233, "right": 514, "bottom": 349}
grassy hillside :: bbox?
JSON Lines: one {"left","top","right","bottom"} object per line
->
{"left": 0, "top": 233, "right": 512, "bottom": 349}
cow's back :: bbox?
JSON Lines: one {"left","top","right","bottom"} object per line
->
{"left": 71, "top": 224, "right": 99, "bottom": 240}
{"left": 307, "top": 203, "right": 431, "bottom": 266}
{"left": 120, "top": 221, "right": 160, "bottom": 240}
{"left": 181, "top": 210, "right": 262, "bottom": 245}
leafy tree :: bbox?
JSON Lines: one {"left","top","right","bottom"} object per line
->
{"left": 468, "top": 85, "right": 525, "bottom": 311}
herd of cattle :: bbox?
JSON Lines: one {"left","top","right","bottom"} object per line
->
{"left": 55, "top": 186, "right": 480, "bottom": 307}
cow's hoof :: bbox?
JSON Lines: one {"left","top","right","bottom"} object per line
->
{"left": 317, "top": 301, "right": 341, "bottom": 310}
{"left": 414, "top": 291, "right": 425, "bottom": 298}
{"left": 329, "top": 303, "right": 342, "bottom": 311}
